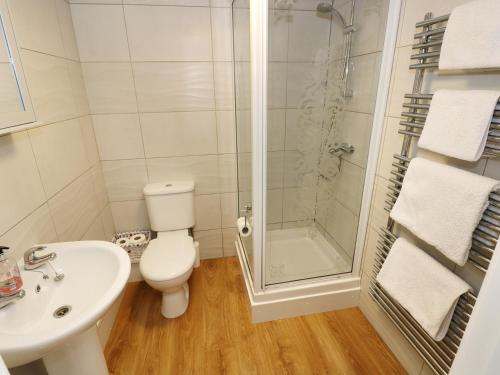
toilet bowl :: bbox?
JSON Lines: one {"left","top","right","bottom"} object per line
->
{"left": 139, "top": 181, "right": 197, "bottom": 318}
{"left": 140, "top": 230, "right": 196, "bottom": 318}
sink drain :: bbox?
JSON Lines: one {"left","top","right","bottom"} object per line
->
{"left": 53, "top": 305, "right": 72, "bottom": 318}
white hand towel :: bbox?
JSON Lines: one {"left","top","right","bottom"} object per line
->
{"left": 390, "top": 157, "right": 499, "bottom": 266}
{"left": 376, "top": 237, "right": 471, "bottom": 341}
{"left": 418, "top": 90, "right": 500, "bottom": 161}
{"left": 439, "top": 0, "right": 500, "bottom": 70}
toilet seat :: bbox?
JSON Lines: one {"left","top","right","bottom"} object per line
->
{"left": 140, "top": 230, "right": 195, "bottom": 282}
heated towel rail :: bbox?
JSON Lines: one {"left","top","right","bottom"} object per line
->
{"left": 369, "top": 12, "right": 500, "bottom": 375}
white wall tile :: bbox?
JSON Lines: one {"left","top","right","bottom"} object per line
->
{"left": 210, "top": 0, "right": 232, "bottom": 7}
{"left": 220, "top": 192, "right": 237, "bottom": 228}
{"left": 194, "top": 229, "right": 223, "bottom": 259}
{"left": 29, "top": 119, "right": 90, "bottom": 197}
{"left": 350, "top": 0, "right": 389, "bottom": 57}
{"left": 266, "top": 188, "right": 283, "bottom": 224}
{"left": 124, "top": 0, "right": 209, "bottom": 5}
{"left": 218, "top": 153, "right": 238, "bottom": 193}
{"left": 216, "top": 111, "right": 236, "bottom": 154}
{"left": 335, "top": 111, "right": 372, "bottom": 168}
{"left": 332, "top": 160, "right": 364, "bottom": 215}
{"left": 140, "top": 111, "right": 217, "bottom": 157}
{"left": 8, "top": 0, "right": 65, "bottom": 57}
{"left": 267, "top": 109, "right": 285, "bottom": 151}
{"left": 67, "top": 60, "right": 90, "bottom": 116}
{"left": 376, "top": 117, "right": 404, "bottom": 180}
{"left": 133, "top": 62, "right": 215, "bottom": 112}
{"left": 101, "top": 204, "right": 116, "bottom": 239}
{"left": 80, "top": 116, "right": 101, "bottom": 166}
{"left": 222, "top": 227, "right": 237, "bottom": 256}
{"left": 268, "top": 9, "right": 289, "bottom": 62}
{"left": 211, "top": 7, "right": 233, "bottom": 61}
{"left": 344, "top": 52, "right": 382, "bottom": 114}
{"left": 91, "top": 163, "right": 109, "bottom": 210}
{"left": 325, "top": 199, "right": 358, "bottom": 256}
{"left": 0, "top": 204, "right": 58, "bottom": 262}
{"left": 102, "top": 159, "right": 149, "bottom": 201}
{"left": 213, "top": 62, "right": 234, "bottom": 110}
{"left": 368, "top": 176, "right": 389, "bottom": 232}
{"left": 82, "top": 62, "right": 137, "bottom": 114}
{"left": 93, "top": 114, "right": 145, "bottom": 160}
{"left": 70, "top": 0, "right": 121, "bottom": 3}
{"left": 71, "top": 4, "right": 130, "bottom": 62}
{"left": 124, "top": 5, "right": 212, "bottom": 61}
{"left": 287, "top": 10, "right": 330, "bottom": 62}
{"left": 282, "top": 187, "right": 315, "bottom": 222}
{"left": 147, "top": 155, "right": 219, "bottom": 195}
{"left": 194, "top": 194, "right": 221, "bottom": 230}
{"left": 286, "top": 62, "right": 323, "bottom": 109}
{"left": 268, "top": 62, "right": 287, "bottom": 108}
{"left": 232, "top": 8, "right": 250, "bottom": 61}
{"left": 21, "top": 50, "right": 77, "bottom": 123}
{"left": 110, "top": 199, "right": 150, "bottom": 231}
{"left": 48, "top": 170, "right": 100, "bottom": 241}
{"left": 56, "top": 0, "right": 81, "bottom": 60}
{"left": 82, "top": 216, "right": 107, "bottom": 240}
{"left": 0, "top": 132, "right": 46, "bottom": 236}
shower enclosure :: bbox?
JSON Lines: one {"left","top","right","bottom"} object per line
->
{"left": 232, "top": 0, "right": 398, "bottom": 320}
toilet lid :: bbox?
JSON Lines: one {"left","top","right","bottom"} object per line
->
{"left": 140, "top": 231, "right": 196, "bottom": 282}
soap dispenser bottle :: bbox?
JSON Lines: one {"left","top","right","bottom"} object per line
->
{"left": 0, "top": 246, "right": 23, "bottom": 296}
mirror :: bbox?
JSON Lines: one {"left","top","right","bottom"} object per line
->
{"left": 0, "top": 0, "right": 35, "bottom": 132}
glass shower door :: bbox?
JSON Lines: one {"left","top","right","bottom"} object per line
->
{"left": 264, "top": 0, "right": 390, "bottom": 285}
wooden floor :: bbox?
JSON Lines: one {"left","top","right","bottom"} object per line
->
{"left": 105, "top": 257, "right": 406, "bottom": 375}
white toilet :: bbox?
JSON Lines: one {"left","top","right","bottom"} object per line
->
{"left": 140, "top": 181, "right": 198, "bottom": 318}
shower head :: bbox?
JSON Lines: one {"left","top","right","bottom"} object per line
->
{"left": 316, "top": 2, "right": 334, "bottom": 13}
{"left": 316, "top": 1, "right": 354, "bottom": 31}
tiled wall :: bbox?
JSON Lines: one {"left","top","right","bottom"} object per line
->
{"left": 0, "top": 0, "right": 112, "bottom": 264}
{"left": 70, "top": 0, "right": 238, "bottom": 260}
{"left": 359, "top": 0, "right": 500, "bottom": 374}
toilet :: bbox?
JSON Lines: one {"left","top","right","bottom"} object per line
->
{"left": 140, "top": 181, "right": 198, "bottom": 318}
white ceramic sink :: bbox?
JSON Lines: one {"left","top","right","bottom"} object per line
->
{"left": 0, "top": 241, "right": 130, "bottom": 374}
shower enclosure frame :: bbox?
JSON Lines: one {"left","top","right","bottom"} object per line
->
{"left": 235, "top": 0, "right": 402, "bottom": 322}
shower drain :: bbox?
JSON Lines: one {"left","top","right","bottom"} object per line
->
{"left": 53, "top": 305, "right": 72, "bottom": 318}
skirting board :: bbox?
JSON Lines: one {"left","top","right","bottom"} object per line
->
{"left": 235, "top": 238, "right": 361, "bottom": 323}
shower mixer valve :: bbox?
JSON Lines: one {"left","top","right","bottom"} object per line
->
{"left": 328, "top": 142, "right": 355, "bottom": 156}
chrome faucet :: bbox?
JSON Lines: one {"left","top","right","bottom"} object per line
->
{"left": 24, "top": 246, "right": 56, "bottom": 270}
{"left": 0, "top": 289, "right": 25, "bottom": 309}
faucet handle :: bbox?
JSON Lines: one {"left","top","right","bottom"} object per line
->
{"left": 25, "top": 245, "right": 47, "bottom": 256}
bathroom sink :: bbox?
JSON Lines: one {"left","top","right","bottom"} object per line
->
{"left": 0, "top": 241, "right": 130, "bottom": 372}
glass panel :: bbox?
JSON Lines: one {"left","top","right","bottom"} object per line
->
{"left": 232, "top": 1, "right": 254, "bottom": 276}
{"left": 265, "top": 0, "right": 389, "bottom": 285}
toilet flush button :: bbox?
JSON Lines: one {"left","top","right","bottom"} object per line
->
{"left": 165, "top": 183, "right": 173, "bottom": 187}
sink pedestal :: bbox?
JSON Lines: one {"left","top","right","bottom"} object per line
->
{"left": 43, "top": 326, "right": 108, "bottom": 375}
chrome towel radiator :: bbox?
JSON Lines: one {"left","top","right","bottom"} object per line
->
{"left": 369, "top": 13, "right": 500, "bottom": 375}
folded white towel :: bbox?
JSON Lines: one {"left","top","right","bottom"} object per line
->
{"left": 390, "top": 157, "right": 499, "bottom": 265}
{"left": 376, "top": 237, "right": 471, "bottom": 341}
{"left": 439, "top": 0, "right": 500, "bottom": 70}
{"left": 418, "top": 90, "right": 500, "bottom": 161}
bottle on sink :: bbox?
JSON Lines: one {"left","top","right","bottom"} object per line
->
{"left": 0, "top": 246, "right": 23, "bottom": 296}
